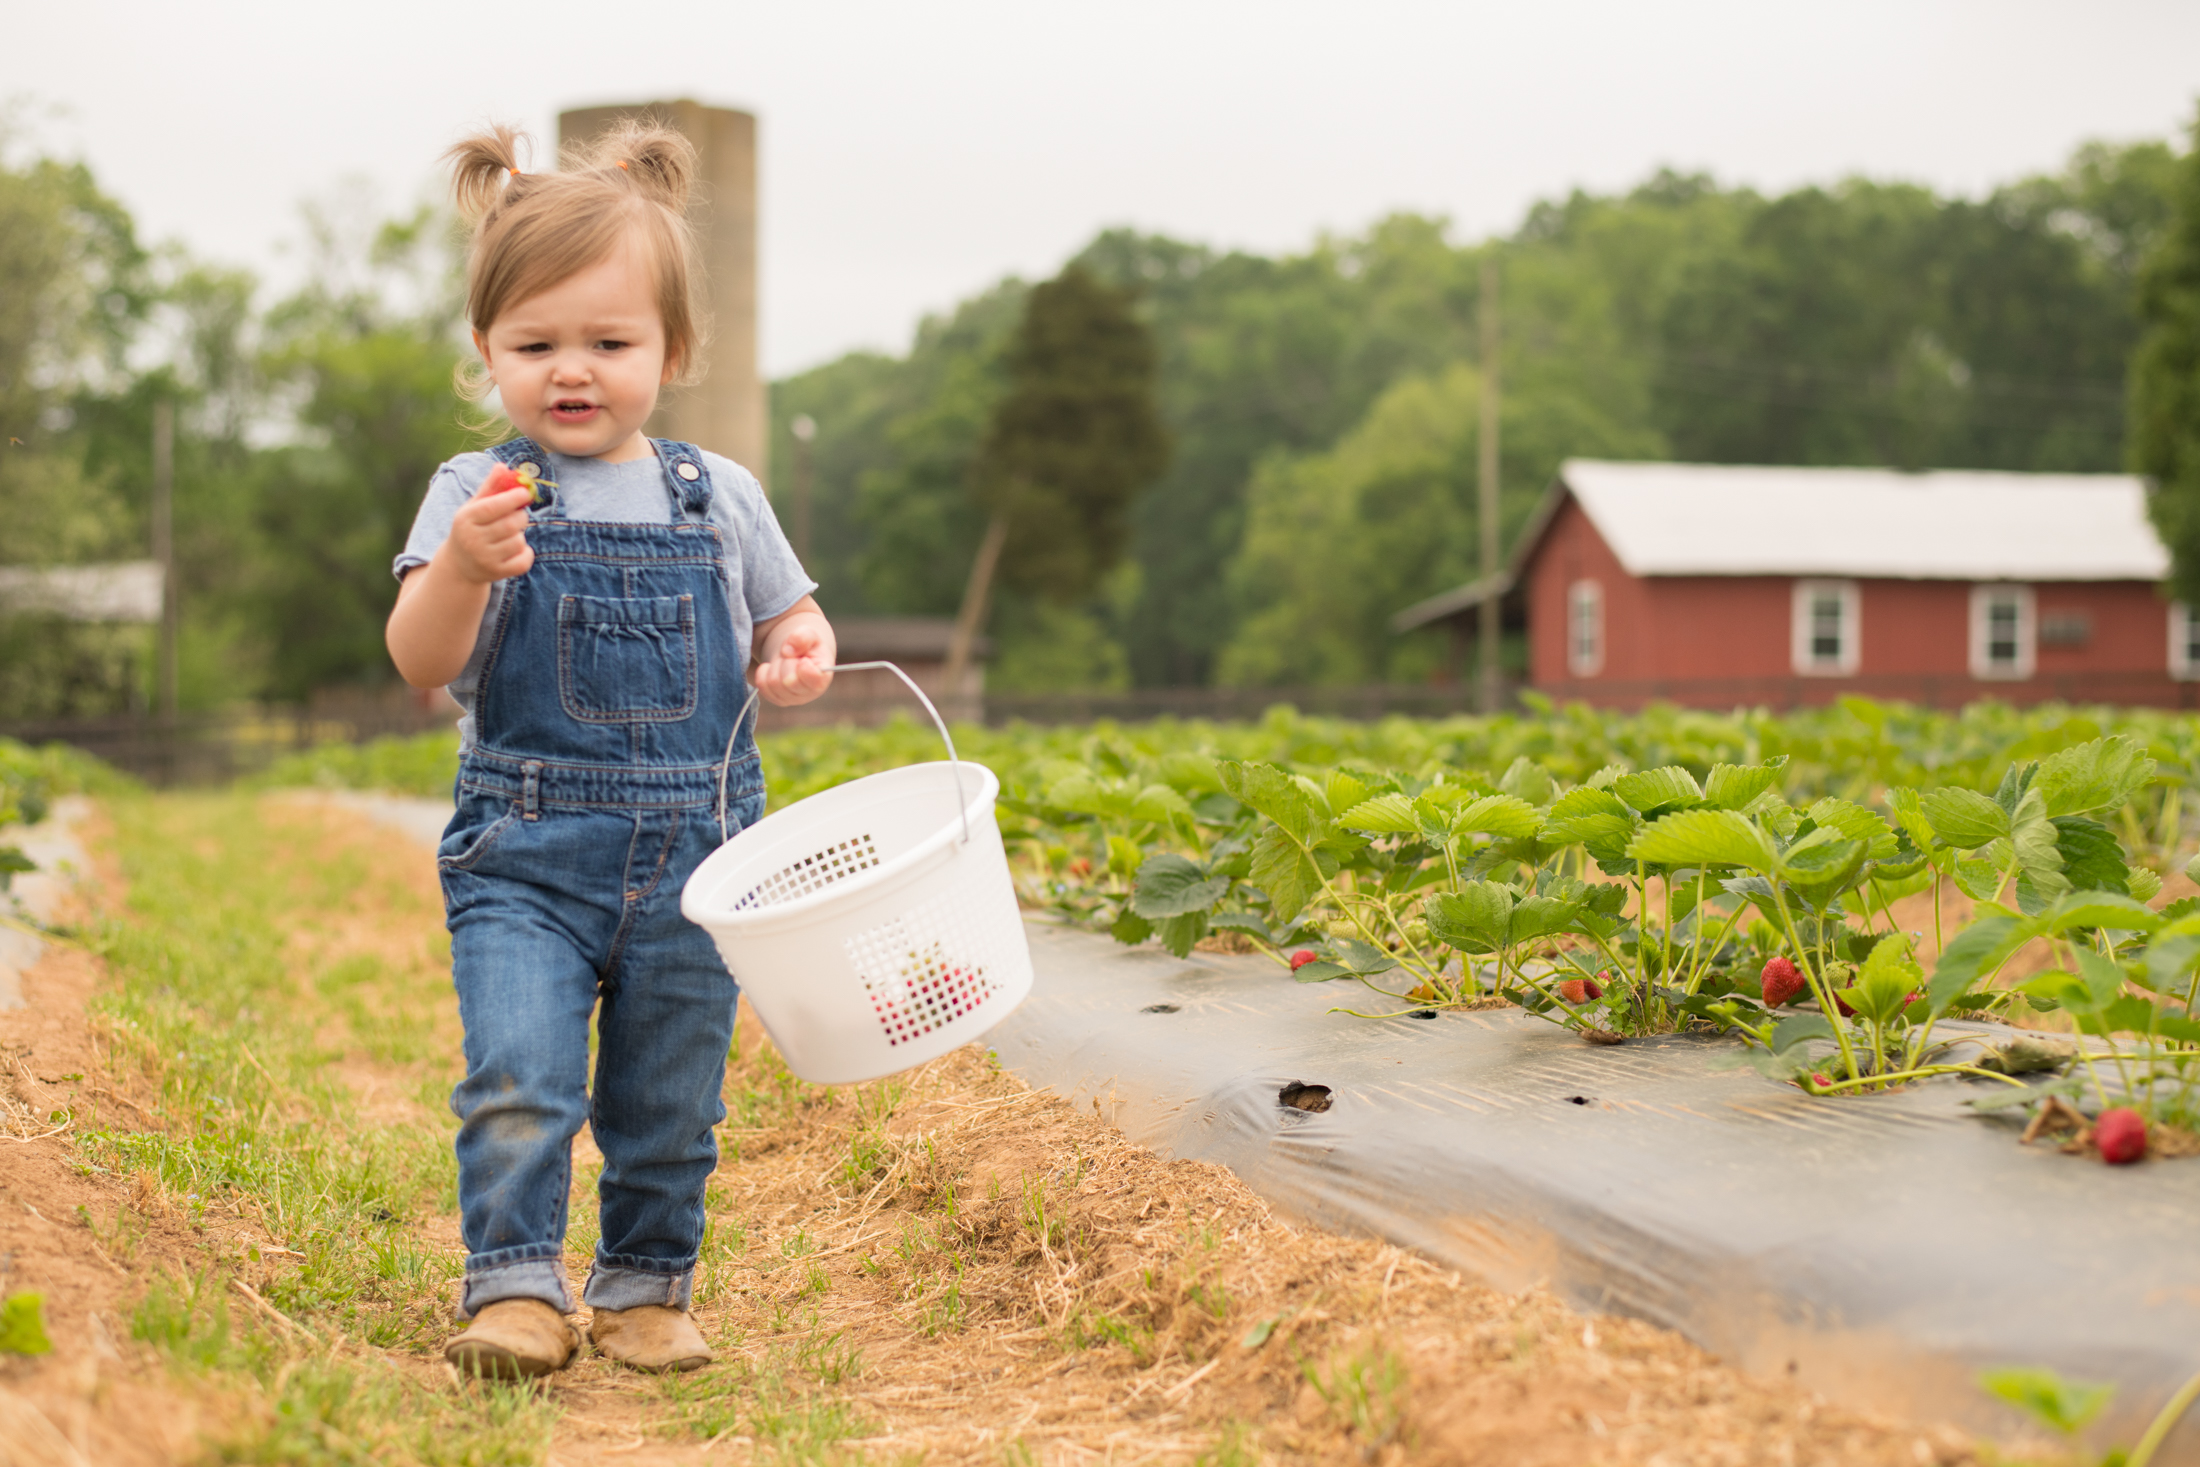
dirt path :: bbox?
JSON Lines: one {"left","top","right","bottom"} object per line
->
{"left": 0, "top": 805, "right": 218, "bottom": 1466}
{"left": 0, "top": 795, "right": 2052, "bottom": 1465}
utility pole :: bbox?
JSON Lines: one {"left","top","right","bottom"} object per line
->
{"left": 789, "top": 413, "right": 816, "bottom": 564}
{"left": 943, "top": 513, "right": 1010, "bottom": 714}
{"left": 151, "top": 399, "right": 178, "bottom": 720}
{"left": 1477, "top": 254, "right": 1502, "bottom": 714}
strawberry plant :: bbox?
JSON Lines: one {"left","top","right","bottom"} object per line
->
{"left": 1041, "top": 727, "right": 2200, "bottom": 1147}
{"left": 277, "top": 697, "right": 2200, "bottom": 1145}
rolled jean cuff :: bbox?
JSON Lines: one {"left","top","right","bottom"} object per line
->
{"left": 460, "top": 1257, "right": 573, "bottom": 1318}
{"left": 583, "top": 1257, "right": 693, "bottom": 1312}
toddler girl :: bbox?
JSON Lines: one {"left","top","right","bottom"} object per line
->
{"left": 386, "top": 121, "right": 834, "bottom": 1378}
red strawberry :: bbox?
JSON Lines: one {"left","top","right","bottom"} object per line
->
{"left": 1587, "top": 973, "right": 1607, "bottom": 1000}
{"left": 1557, "top": 979, "right": 1591, "bottom": 1004}
{"left": 1834, "top": 993, "right": 1857, "bottom": 1017}
{"left": 1067, "top": 858, "right": 1092, "bottom": 878}
{"left": 1289, "top": 949, "right": 1318, "bottom": 970}
{"left": 1810, "top": 1072, "right": 1832, "bottom": 1089}
{"left": 1760, "top": 956, "right": 1805, "bottom": 1007}
{"left": 2096, "top": 1107, "right": 2147, "bottom": 1165}
{"left": 483, "top": 462, "right": 546, "bottom": 504}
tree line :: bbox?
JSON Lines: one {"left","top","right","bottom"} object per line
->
{"left": 1, "top": 116, "right": 2195, "bottom": 717}
{"left": 786, "top": 130, "right": 2196, "bottom": 692}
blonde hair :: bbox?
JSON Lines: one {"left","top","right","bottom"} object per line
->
{"left": 445, "top": 121, "right": 709, "bottom": 400}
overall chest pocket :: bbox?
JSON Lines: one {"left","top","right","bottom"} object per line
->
{"left": 557, "top": 594, "right": 699, "bottom": 723}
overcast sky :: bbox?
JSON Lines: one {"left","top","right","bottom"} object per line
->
{"left": 8, "top": 0, "right": 2199, "bottom": 378}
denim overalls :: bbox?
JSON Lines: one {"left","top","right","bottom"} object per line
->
{"left": 435, "top": 435, "right": 764, "bottom": 1318}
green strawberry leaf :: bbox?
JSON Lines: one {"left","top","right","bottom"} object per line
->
{"left": 1613, "top": 766, "right": 1705, "bottom": 817}
{"left": 1539, "top": 787, "right": 1637, "bottom": 862}
{"left": 2034, "top": 735, "right": 2156, "bottom": 819}
{"left": 1218, "top": 761, "right": 1319, "bottom": 845}
{"left": 1427, "top": 882, "right": 1515, "bottom": 953}
{"left": 1110, "top": 909, "right": 1155, "bottom": 946}
{"left": 1498, "top": 757, "right": 1555, "bottom": 807}
{"left": 1449, "top": 794, "right": 1544, "bottom": 841}
{"left": 1953, "top": 857, "right": 2003, "bottom": 901}
{"left": 1331, "top": 937, "right": 1400, "bottom": 976}
{"left": 1336, "top": 794, "right": 1419, "bottom": 835}
{"left": 1919, "top": 788, "right": 2009, "bottom": 849}
{"left": 1130, "top": 784, "right": 1195, "bottom": 825}
{"left": 2050, "top": 817, "right": 2128, "bottom": 897}
{"left": 1130, "top": 853, "right": 1230, "bottom": 919}
{"left": 1248, "top": 826, "right": 1322, "bottom": 924}
{"left": 1767, "top": 1014, "right": 1835, "bottom": 1053}
{"left": 2036, "top": 891, "right": 2160, "bottom": 936}
{"left": 1702, "top": 759, "right": 1785, "bottom": 812}
{"left": 1156, "top": 911, "right": 1209, "bottom": 958}
{"left": 1208, "top": 912, "right": 1276, "bottom": 944}
{"left": 1804, "top": 797, "right": 1899, "bottom": 860}
{"left": 1626, "top": 809, "right": 1776, "bottom": 872}
{"left": 1928, "top": 913, "right": 2026, "bottom": 1014}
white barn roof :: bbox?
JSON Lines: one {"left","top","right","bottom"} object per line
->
{"left": 1561, "top": 460, "right": 2167, "bottom": 582}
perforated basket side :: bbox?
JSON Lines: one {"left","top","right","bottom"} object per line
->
{"left": 842, "top": 883, "right": 1027, "bottom": 1049}
{"left": 731, "top": 833, "right": 883, "bottom": 911}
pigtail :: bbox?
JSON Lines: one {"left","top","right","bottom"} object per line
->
{"left": 451, "top": 115, "right": 708, "bottom": 399}
{"left": 444, "top": 124, "right": 531, "bottom": 220}
{"left": 576, "top": 120, "right": 696, "bottom": 213}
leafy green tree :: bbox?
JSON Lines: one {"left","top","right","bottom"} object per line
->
{"left": 1082, "top": 219, "right": 1483, "bottom": 686}
{"left": 2137, "top": 111, "right": 2200, "bottom": 605}
{"left": 846, "top": 284, "right": 1025, "bottom": 616}
{"left": 968, "top": 264, "right": 1169, "bottom": 603}
{"left": 0, "top": 142, "right": 156, "bottom": 718}
{"left": 0, "top": 146, "right": 149, "bottom": 563}
{"left": 250, "top": 204, "right": 473, "bottom": 698}
{"left": 776, "top": 134, "right": 2184, "bottom": 691}
{"left": 766, "top": 348, "right": 902, "bottom": 614}
{"left": 1219, "top": 359, "right": 1660, "bottom": 687}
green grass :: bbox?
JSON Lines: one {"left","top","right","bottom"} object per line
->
{"left": 658, "top": 1336, "right": 873, "bottom": 1459}
{"left": 83, "top": 792, "right": 558, "bottom": 1463}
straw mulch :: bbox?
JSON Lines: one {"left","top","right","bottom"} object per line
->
{"left": 542, "top": 1018, "right": 2022, "bottom": 1466}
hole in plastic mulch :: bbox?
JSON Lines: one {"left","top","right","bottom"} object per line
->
{"left": 1407, "top": 1008, "right": 1438, "bottom": 1020}
{"left": 1279, "top": 1082, "right": 1333, "bottom": 1113}
{"left": 1141, "top": 1003, "right": 1181, "bottom": 1014}
{"left": 1565, "top": 1095, "right": 1593, "bottom": 1106}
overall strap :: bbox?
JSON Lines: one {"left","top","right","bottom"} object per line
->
{"left": 651, "top": 439, "right": 714, "bottom": 520}
{"left": 485, "top": 436, "right": 563, "bottom": 517}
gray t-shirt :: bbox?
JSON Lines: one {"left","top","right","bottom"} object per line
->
{"left": 395, "top": 446, "right": 816, "bottom": 748}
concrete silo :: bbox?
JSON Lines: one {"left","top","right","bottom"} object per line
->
{"left": 558, "top": 100, "right": 765, "bottom": 480}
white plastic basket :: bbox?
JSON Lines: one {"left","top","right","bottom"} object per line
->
{"left": 681, "top": 663, "right": 1034, "bottom": 1084}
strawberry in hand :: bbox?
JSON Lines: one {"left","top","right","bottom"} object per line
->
{"left": 483, "top": 462, "right": 549, "bottom": 504}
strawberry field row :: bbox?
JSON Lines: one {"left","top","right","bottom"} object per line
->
{"left": 761, "top": 698, "right": 2200, "bottom": 1161}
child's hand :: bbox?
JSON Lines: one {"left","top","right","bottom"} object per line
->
{"left": 752, "top": 600, "right": 836, "bottom": 707}
{"left": 441, "top": 466, "right": 536, "bottom": 585}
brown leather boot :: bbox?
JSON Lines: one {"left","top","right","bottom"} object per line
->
{"left": 588, "top": 1304, "right": 714, "bottom": 1373}
{"left": 444, "top": 1298, "right": 578, "bottom": 1379}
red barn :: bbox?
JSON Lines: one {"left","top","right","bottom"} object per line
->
{"left": 1396, "top": 461, "right": 2198, "bottom": 710}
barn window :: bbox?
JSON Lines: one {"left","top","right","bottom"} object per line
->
{"left": 2171, "top": 604, "right": 2200, "bottom": 680}
{"left": 1567, "top": 580, "right": 1603, "bottom": 677}
{"left": 1790, "top": 580, "right": 1859, "bottom": 676}
{"left": 1969, "top": 585, "right": 2035, "bottom": 679}
{"left": 2039, "top": 610, "right": 2092, "bottom": 648}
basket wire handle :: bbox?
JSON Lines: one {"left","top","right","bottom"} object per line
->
{"left": 718, "top": 660, "right": 971, "bottom": 848}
